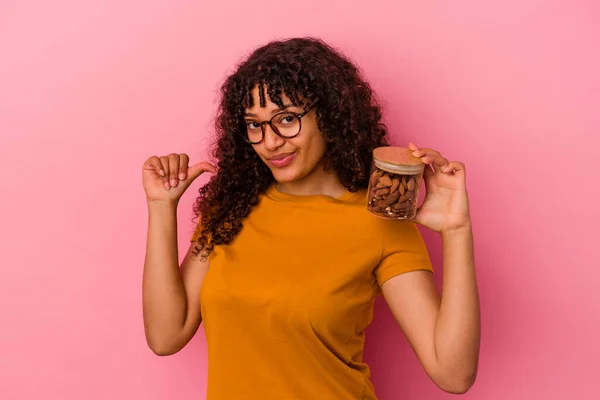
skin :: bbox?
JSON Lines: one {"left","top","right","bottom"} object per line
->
{"left": 244, "top": 88, "right": 347, "bottom": 198}
{"left": 141, "top": 85, "right": 480, "bottom": 394}
{"left": 381, "top": 143, "right": 480, "bottom": 394}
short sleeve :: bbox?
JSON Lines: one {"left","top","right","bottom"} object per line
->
{"left": 375, "top": 220, "right": 433, "bottom": 287}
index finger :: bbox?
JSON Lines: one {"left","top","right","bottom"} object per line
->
{"left": 413, "top": 148, "right": 449, "bottom": 169}
{"left": 144, "top": 156, "right": 165, "bottom": 176}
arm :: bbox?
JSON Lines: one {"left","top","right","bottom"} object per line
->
{"left": 142, "top": 200, "right": 209, "bottom": 356}
{"left": 381, "top": 224, "right": 480, "bottom": 394}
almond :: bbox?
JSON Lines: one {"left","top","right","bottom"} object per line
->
{"left": 379, "top": 190, "right": 400, "bottom": 206}
{"left": 370, "top": 169, "right": 384, "bottom": 186}
{"left": 368, "top": 168, "right": 422, "bottom": 219}
{"left": 376, "top": 188, "right": 390, "bottom": 196}
{"left": 379, "top": 175, "right": 393, "bottom": 187}
{"left": 399, "top": 191, "right": 414, "bottom": 203}
{"left": 393, "top": 201, "right": 407, "bottom": 210}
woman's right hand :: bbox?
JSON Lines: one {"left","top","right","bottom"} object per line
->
{"left": 142, "top": 153, "right": 217, "bottom": 204}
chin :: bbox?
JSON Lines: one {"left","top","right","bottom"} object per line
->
{"left": 270, "top": 167, "right": 304, "bottom": 183}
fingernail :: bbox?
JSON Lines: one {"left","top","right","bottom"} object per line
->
{"left": 179, "top": 173, "right": 185, "bottom": 180}
{"left": 170, "top": 179, "right": 177, "bottom": 186}
{"left": 164, "top": 182, "right": 170, "bottom": 190}
{"left": 159, "top": 170, "right": 165, "bottom": 176}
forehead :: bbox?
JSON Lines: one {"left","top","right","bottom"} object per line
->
{"left": 245, "top": 85, "right": 294, "bottom": 112}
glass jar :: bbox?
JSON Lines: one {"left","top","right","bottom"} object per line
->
{"left": 367, "top": 146, "right": 425, "bottom": 219}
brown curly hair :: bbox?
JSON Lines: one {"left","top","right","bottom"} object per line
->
{"left": 192, "top": 37, "right": 389, "bottom": 259}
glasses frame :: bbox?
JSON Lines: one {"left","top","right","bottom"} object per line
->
{"left": 243, "top": 104, "right": 315, "bottom": 145}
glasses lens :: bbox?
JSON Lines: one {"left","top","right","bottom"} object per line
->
{"left": 246, "top": 121, "right": 263, "bottom": 143}
{"left": 272, "top": 113, "right": 300, "bottom": 137}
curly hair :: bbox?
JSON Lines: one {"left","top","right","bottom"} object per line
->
{"left": 192, "top": 37, "right": 389, "bottom": 259}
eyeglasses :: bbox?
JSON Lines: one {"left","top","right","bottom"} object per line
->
{"left": 243, "top": 105, "right": 314, "bottom": 144}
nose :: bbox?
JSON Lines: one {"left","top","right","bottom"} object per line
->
{"left": 262, "top": 123, "right": 285, "bottom": 151}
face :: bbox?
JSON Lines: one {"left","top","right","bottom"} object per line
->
{"left": 244, "top": 86, "right": 327, "bottom": 184}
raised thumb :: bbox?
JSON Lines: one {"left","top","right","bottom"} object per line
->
{"left": 188, "top": 162, "right": 217, "bottom": 180}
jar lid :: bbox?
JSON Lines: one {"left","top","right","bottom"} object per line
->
{"left": 373, "top": 146, "right": 424, "bottom": 174}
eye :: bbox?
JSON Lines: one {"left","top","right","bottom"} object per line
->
{"left": 246, "top": 121, "right": 260, "bottom": 130}
{"left": 277, "top": 114, "right": 296, "bottom": 124}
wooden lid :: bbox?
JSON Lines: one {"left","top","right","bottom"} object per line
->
{"left": 373, "top": 146, "right": 423, "bottom": 166}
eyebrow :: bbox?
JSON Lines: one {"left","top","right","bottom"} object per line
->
{"left": 244, "top": 104, "right": 295, "bottom": 118}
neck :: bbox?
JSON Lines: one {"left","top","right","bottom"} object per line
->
{"left": 276, "top": 162, "right": 347, "bottom": 198}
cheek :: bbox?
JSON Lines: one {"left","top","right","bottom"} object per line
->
{"left": 303, "top": 131, "right": 327, "bottom": 162}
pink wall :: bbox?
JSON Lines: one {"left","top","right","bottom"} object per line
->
{"left": 1, "top": 1, "right": 598, "bottom": 399}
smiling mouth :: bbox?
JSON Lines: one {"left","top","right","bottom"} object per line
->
{"left": 269, "top": 152, "right": 295, "bottom": 161}
{"left": 267, "top": 152, "right": 296, "bottom": 167}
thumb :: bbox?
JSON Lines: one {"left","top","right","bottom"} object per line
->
{"left": 188, "top": 162, "right": 217, "bottom": 180}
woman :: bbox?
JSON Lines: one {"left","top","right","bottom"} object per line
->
{"left": 142, "top": 37, "right": 480, "bottom": 399}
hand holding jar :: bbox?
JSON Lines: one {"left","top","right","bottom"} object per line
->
{"left": 367, "top": 144, "right": 471, "bottom": 234}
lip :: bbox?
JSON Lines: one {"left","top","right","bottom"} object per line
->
{"left": 268, "top": 152, "right": 296, "bottom": 168}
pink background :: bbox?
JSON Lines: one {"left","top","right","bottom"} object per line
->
{"left": 1, "top": 0, "right": 598, "bottom": 399}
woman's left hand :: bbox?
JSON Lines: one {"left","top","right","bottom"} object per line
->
{"left": 408, "top": 143, "right": 471, "bottom": 234}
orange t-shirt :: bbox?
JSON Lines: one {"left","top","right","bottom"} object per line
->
{"left": 191, "top": 184, "right": 433, "bottom": 399}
